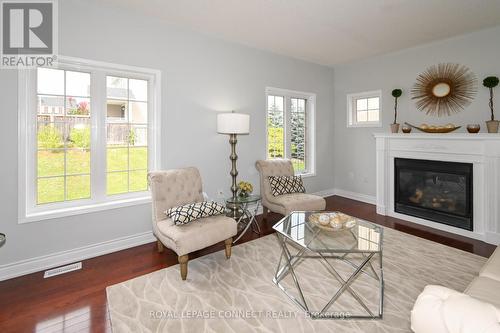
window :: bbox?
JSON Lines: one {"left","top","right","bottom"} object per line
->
{"left": 19, "top": 56, "right": 161, "bottom": 222}
{"left": 347, "top": 90, "right": 382, "bottom": 127}
{"left": 266, "top": 87, "right": 316, "bottom": 176}
{"left": 36, "top": 68, "right": 91, "bottom": 204}
{"left": 106, "top": 76, "right": 149, "bottom": 195}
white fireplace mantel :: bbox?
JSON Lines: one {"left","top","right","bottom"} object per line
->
{"left": 374, "top": 133, "right": 500, "bottom": 245}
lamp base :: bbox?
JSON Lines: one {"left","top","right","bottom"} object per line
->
{"left": 226, "top": 133, "right": 241, "bottom": 219}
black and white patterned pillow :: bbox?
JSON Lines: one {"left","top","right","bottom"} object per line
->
{"left": 268, "top": 176, "right": 305, "bottom": 196}
{"left": 166, "top": 201, "right": 226, "bottom": 225}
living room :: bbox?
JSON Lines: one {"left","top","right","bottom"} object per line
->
{"left": 1, "top": 0, "right": 500, "bottom": 332}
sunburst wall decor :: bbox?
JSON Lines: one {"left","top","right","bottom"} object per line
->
{"left": 411, "top": 63, "right": 477, "bottom": 117}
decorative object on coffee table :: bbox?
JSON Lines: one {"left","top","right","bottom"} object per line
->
{"left": 466, "top": 124, "right": 481, "bottom": 133}
{"left": 237, "top": 181, "right": 253, "bottom": 198}
{"left": 391, "top": 89, "right": 402, "bottom": 133}
{"left": 404, "top": 122, "right": 461, "bottom": 133}
{"left": 308, "top": 212, "right": 357, "bottom": 231}
{"left": 0, "top": 233, "right": 5, "bottom": 248}
{"left": 217, "top": 111, "right": 250, "bottom": 217}
{"left": 411, "top": 63, "right": 477, "bottom": 117}
{"left": 402, "top": 125, "right": 412, "bottom": 133}
{"left": 483, "top": 76, "right": 499, "bottom": 133}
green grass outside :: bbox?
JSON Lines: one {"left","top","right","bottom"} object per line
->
{"left": 37, "top": 147, "right": 147, "bottom": 204}
{"left": 291, "top": 159, "right": 306, "bottom": 173}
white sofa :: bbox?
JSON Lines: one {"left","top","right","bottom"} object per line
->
{"left": 411, "top": 246, "right": 500, "bottom": 333}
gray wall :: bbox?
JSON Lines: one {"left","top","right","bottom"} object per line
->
{"left": 333, "top": 26, "right": 500, "bottom": 197}
{"left": 0, "top": 0, "right": 335, "bottom": 267}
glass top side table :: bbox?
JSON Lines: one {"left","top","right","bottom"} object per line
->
{"left": 225, "top": 194, "right": 261, "bottom": 243}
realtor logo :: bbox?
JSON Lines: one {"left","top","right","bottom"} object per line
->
{"left": 1, "top": 0, "right": 57, "bottom": 67}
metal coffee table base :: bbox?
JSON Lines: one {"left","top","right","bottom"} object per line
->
{"left": 273, "top": 234, "right": 384, "bottom": 320}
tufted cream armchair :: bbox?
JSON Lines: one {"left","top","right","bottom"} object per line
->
{"left": 148, "top": 167, "right": 237, "bottom": 280}
{"left": 255, "top": 159, "right": 326, "bottom": 217}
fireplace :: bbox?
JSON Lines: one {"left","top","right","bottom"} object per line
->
{"left": 394, "top": 158, "right": 473, "bottom": 231}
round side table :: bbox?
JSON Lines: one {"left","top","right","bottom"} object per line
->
{"left": 225, "top": 195, "right": 261, "bottom": 243}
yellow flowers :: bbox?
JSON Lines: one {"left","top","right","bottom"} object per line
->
{"left": 237, "top": 181, "right": 253, "bottom": 196}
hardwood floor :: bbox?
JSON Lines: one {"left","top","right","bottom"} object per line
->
{"left": 0, "top": 195, "right": 495, "bottom": 333}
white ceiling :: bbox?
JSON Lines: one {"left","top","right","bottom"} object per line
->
{"left": 100, "top": 0, "right": 500, "bottom": 67}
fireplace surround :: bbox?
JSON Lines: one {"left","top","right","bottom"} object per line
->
{"left": 374, "top": 133, "right": 500, "bottom": 244}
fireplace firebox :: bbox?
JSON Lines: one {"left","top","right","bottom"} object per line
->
{"left": 394, "top": 158, "right": 473, "bottom": 231}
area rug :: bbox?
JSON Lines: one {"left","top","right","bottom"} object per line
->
{"left": 107, "top": 227, "right": 485, "bottom": 332}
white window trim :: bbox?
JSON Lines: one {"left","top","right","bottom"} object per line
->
{"left": 265, "top": 87, "right": 316, "bottom": 178}
{"left": 18, "top": 56, "right": 162, "bottom": 223}
{"left": 347, "top": 90, "right": 382, "bottom": 128}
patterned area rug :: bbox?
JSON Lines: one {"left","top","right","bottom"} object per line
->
{"left": 107, "top": 227, "right": 485, "bottom": 332}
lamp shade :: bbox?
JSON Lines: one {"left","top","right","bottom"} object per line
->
{"left": 217, "top": 112, "right": 250, "bottom": 134}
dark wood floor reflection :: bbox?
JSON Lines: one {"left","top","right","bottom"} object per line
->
{"left": 0, "top": 196, "right": 495, "bottom": 332}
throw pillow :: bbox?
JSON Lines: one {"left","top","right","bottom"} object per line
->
{"left": 166, "top": 201, "right": 226, "bottom": 225}
{"left": 268, "top": 175, "right": 305, "bottom": 196}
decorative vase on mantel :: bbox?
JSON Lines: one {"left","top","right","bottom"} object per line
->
{"left": 486, "top": 120, "right": 499, "bottom": 133}
{"left": 390, "top": 123, "right": 400, "bottom": 133}
{"left": 483, "top": 76, "right": 499, "bottom": 133}
{"left": 390, "top": 89, "right": 402, "bottom": 133}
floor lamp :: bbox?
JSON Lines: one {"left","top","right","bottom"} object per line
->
{"left": 217, "top": 111, "right": 250, "bottom": 217}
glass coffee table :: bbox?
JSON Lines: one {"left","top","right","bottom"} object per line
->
{"left": 273, "top": 211, "right": 384, "bottom": 319}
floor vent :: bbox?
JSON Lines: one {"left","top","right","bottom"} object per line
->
{"left": 43, "top": 262, "right": 82, "bottom": 278}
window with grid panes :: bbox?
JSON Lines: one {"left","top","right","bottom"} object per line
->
{"left": 19, "top": 57, "right": 160, "bottom": 222}
{"left": 36, "top": 68, "right": 92, "bottom": 204}
{"left": 106, "top": 76, "right": 149, "bottom": 195}
{"left": 266, "top": 88, "right": 315, "bottom": 176}
{"left": 347, "top": 90, "right": 382, "bottom": 127}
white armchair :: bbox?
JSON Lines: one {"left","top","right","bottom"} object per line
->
{"left": 148, "top": 167, "right": 237, "bottom": 280}
{"left": 255, "top": 159, "right": 326, "bottom": 218}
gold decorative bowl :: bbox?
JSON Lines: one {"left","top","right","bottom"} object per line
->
{"left": 308, "top": 212, "right": 357, "bottom": 232}
{"left": 466, "top": 124, "right": 480, "bottom": 133}
{"left": 404, "top": 122, "right": 461, "bottom": 133}
{"left": 402, "top": 125, "right": 412, "bottom": 133}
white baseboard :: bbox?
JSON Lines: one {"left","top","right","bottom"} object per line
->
{"left": 313, "top": 188, "right": 337, "bottom": 198}
{"left": 0, "top": 231, "right": 155, "bottom": 282}
{"left": 332, "top": 188, "right": 376, "bottom": 205}
{"left": 486, "top": 232, "right": 500, "bottom": 246}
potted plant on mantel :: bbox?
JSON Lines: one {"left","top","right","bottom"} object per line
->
{"left": 484, "top": 76, "right": 499, "bottom": 133}
{"left": 391, "top": 89, "right": 402, "bottom": 133}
